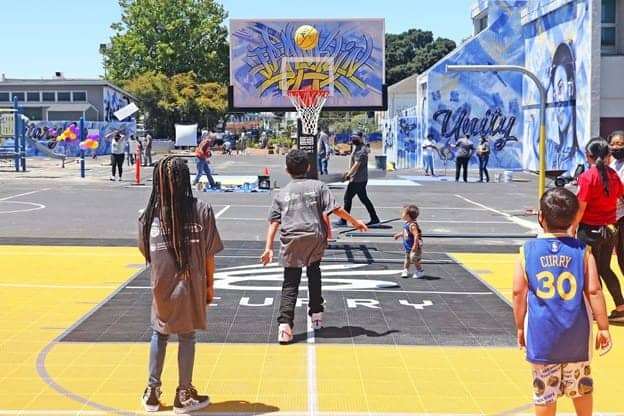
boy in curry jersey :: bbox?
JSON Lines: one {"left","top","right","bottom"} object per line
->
{"left": 513, "top": 188, "right": 611, "bottom": 416}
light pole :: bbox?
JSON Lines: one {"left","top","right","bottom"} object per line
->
{"left": 446, "top": 64, "right": 547, "bottom": 200}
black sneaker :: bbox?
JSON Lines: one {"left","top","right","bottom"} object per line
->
{"left": 608, "top": 310, "right": 624, "bottom": 323}
{"left": 141, "top": 386, "right": 162, "bottom": 412}
{"left": 333, "top": 220, "right": 347, "bottom": 227}
{"left": 367, "top": 219, "right": 381, "bottom": 226}
{"left": 174, "top": 385, "right": 210, "bottom": 414}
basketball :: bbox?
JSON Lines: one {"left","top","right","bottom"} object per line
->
{"left": 295, "top": 25, "right": 319, "bottom": 50}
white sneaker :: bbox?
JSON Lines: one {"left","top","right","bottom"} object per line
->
{"left": 400, "top": 269, "right": 411, "bottom": 278}
{"left": 414, "top": 269, "right": 425, "bottom": 279}
{"left": 311, "top": 312, "right": 323, "bottom": 330}
{"left": 118, "top": 177, "right": 123, "bottom": 182}
{"left": 141, "top": 386, "right": 162, "bottom": 412}
{"left": 278, "top": 323, "right": 293, "bottom": 344}
{"left": 110, "top": 176, "right": 116, "bottom": 181}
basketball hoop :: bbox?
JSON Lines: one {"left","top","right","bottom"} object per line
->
{"left": 287, "top": 89, "right": 329, "bottom": 135}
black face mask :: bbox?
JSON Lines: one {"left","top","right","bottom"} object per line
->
{"left": 612, "top": 148, "right": 624, "bottom": 160}
{"left": 352, "top": 139, "right": 362, "bottom": 146}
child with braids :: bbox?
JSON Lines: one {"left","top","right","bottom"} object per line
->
{"left": 261, "top": 150, "right": 368, "bottom": 344}
{"left": 138, "top": 156, "right": 223, "bottom": 413}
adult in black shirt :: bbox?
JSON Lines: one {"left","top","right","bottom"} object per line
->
{"left": 336, "top": 134, "right": 380, "bottom": 226}
{"left": 454, "top": 134, "right": 475, "bottom": 183}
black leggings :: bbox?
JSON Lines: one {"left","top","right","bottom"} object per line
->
{"left": 344, "top": 181, "right": 380, "bottom": 223}
{"left": 478, "top": 155, "right": 489, "bottom": 182}
{"left": 455, "top": 156, "right": 469, "bottom": 182}
{"left": 111, "top": 154, "right": 125, "bottom": 177}
{"left": 578, "top": 223, "right": 624, "bottom": 307}
{"left": 278, "top": 261, "right": 323, "bottom": 327}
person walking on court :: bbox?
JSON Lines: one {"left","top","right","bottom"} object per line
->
{"left": 318, "top": 129, "right": 331, "bottom": 175}
{"left": 261, "top": 150, "right": 367, "bottom": 344}
{"left": 454, "top": 134, "right": 474, "bottom": 183}
{"left": 139, "top": 156, "right": 223, "bottom": 413}
{"left": 422, "top": 135, "right": 436, "bottom": 176}
{"left": 335, "top": 134, "right": 381, "bottom": 226}
{"left": 192, "top": 134, "right": 216, "bottom": 189}
{"left": 110, "top": 132, "right": 125, "bottom": 181}
{"left": 477, "top": 136, "right": 490, "bottom": 183}
{"left": 572, "top": 138, "right": 624, "bottom": 322}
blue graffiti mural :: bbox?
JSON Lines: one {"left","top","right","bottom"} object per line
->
{"left": 24, "top": 120, "right": 136, "bottom": 157}
{"left": 523, "top": 0, "right": 591, "bottom": 171}
{"left": 230, "top": 19, "right": 384, "bottom": 109}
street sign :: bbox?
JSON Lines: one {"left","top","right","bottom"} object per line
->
{"left": 0, "top": 112, "right": 15, "bottom": 138}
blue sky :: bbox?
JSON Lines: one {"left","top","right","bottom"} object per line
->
{"left": 0, "top": 0, "right": 474, "bottom": 79}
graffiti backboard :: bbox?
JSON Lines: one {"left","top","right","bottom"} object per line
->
{"left": 229, "top": 19, "right": 386, "bottom": 111}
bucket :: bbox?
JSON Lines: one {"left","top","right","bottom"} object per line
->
{"left": 375, "top": 155, "right": 387, "bottom": 170}
{"left": 503, "top": 170, "right": 513, "bottom": 183}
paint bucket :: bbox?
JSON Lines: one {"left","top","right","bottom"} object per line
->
{"left": 503, "top": 170, "right": 513, "bottom": 183}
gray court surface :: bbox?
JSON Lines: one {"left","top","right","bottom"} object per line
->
{"left": 0, "top": 153, "right": 538, "bottom": 246}
{"left": 61, "top": 242, "right": 516, "bottom": 347}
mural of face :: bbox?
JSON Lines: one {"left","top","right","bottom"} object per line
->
{"left": 553, "top": 65, "right": 573, "bottom": 133}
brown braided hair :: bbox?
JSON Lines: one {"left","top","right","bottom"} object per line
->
{"left": 140, "top": 156, "right": 196, "bottom": 277}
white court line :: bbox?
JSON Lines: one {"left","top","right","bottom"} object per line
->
{"left": 0, "top": 200, "right": 45, "bottom": 214}
{"left": 0, "top": 188, "right": 50, "bottom": 201}
{"left": 306, "top": 315, "right": 318, "bottom": 416}
{"left": 0, "top": 283, "right": 492, "bottom": 295}
{"left": 217, "top": 217, "right": 511, "bottom": 224}
{"left": 214, "top": 205, "right": 231, "bottom": 218}
{"left": 455, "top": 194, "right": 538, "bottom": 231}
{"left": 220, "top": 204, "right": 487, "bottom": 210}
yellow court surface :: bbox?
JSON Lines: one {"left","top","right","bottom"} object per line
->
{"left": 1, "top": 246, "right": 623, "bottom": 415}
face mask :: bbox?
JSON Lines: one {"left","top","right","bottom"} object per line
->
{"left": 612, "top": 148, "right": 624, "bottom": 160}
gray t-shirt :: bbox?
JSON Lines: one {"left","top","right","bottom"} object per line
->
{"left": 138, "top": 200, "right": 223, "bottom": 334}
{"left": 456, "top": 137, "right": 475, "bottom": 158}
{"left": 350, "top": 145, "right": 369, "bottom": 182}
{"left": 269, "top": 179, "right": 338, "bottom": 267}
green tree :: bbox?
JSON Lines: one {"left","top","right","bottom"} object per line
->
{"left": 124, "top": 71, "right": 227, "bottom": 137}
{"left": 385, "top": 29, "right": 456, "bottom": 85}
{"left": 104, "top": 0, "right": 228, "bottom": 83}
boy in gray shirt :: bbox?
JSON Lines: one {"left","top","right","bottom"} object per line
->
{"left": 261, "top": 150, "right": 367, "bottom": 344}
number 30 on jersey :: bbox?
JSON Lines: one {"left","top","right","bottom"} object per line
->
{"left": 536, "top": 271, "right": 577, "bottom": 301}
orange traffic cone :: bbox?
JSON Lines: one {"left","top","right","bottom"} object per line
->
{"left": 263, "top": 167, "right": 271, "bottom": 176}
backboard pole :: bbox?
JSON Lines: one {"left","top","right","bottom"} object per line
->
{"left": 297, "top": 118, "right": 318, "bottom": 180}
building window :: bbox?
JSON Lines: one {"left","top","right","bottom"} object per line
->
{"left": 477, "top": 16, "right": 488, "bottom": 32}
{"left": 42, "top": 92, "right": 55, "bottom": 102}
{"left": 11, "top": 92, "right": 25, "bottom": 102}
{"left": 57, "top": 91, "right": 71, "bottom": 102}
{"left": 602, "top": 0, "right": 617, "bottom": 53}
{"left": 0, "top": 92, "right": 9, "bottom": 101}
{"left": 27, "top": 92, "right": 41, "bottom": 102}
{"left": 72, "top": 91, "right": 87, "bottom": 102}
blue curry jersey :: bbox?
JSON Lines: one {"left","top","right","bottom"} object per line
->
{"left": 522, "top": 235, "right": 591, "bottom": 364}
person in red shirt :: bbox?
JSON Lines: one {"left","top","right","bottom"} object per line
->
{"left": 572, "top": 137, "right": 624, "bottom": 322}
{"left": 193, "top": 135, "right": 216, "bottom": 189}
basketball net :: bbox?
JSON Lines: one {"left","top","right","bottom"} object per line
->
{"left": 287, "top": 89, "right": 329, "bottom": 135}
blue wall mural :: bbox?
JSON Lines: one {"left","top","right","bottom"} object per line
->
{"left": 423, "top": 0, "right": 527, "bottom": 170}
{"left": 24, "top": 120, "right": 136, "bottom": 157}
{"left": 384, "top": 0, "right": 593, "bottom": 173}
{"left": 522, "top": 0, "right": 592, "bottom": 171}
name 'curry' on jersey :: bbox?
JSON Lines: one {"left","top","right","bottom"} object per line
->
{"left": 522, "top": 235, "right": 592, "bottom": 364}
